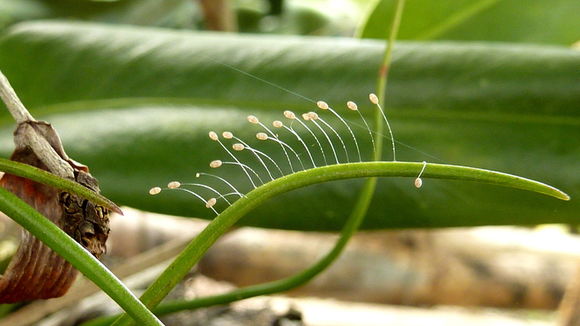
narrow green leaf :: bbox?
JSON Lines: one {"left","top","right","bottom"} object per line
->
{"left": 0, "top": 157, "right": 121, "bottom": 214}
{"left": 0, "top": 187, "right": 161, "bottom": 325}
{"left": 110, "top": 161, "right": 568, "bottom": 326}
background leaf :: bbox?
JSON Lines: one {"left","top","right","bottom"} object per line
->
{"left": 0, "top": 0, "right": 49, "bottom": 29}
{"left": 360, "top": 0, "right": 580, "bottom": 45}
{"left": 0, "top": 0, "right": 199, "bottom": 32}
{"left": 0, "top": 21, "right": 577, "bottom": 230}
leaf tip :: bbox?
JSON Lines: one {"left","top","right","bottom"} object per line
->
{"left": 559, "top": 192, "right": 571, "bottom": 201}
{"left": 111, "top": 204, "right": 124, "bottom": 216}
{"left": 546, "top": 186, "right": 570, "bottom": 201}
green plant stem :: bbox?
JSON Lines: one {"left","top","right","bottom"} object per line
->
{"left": 0, "top": 188, "right": 162, "bottom": 326}
{"left": 376, "top": 0, "right": 405, "bottom": 162}
{"left": 82, "top": 176, "right": 378, "bottom": 326}
{"left": 109, "top": 3, "right": 409, "bottom": 324}
{"left": 0, "top": 157, "right": 121, "bottom": 214}
{"left": 377, "top": 0, "right": 405, "bottom": 106}
{"left": 109, "top": 161, "right": 568, "bottom": 326}
{"left": 96, "top": 5, "right": 410, "bottom": 325}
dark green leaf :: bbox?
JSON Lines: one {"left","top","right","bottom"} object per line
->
{"left": 0, "top": 21, "right": 577, "bottom": 230}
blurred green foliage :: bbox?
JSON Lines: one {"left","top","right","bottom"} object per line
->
{"left": 361, "top": 0, "right": 580, "bottom": 45}
{"left": 0, "top": 0, "right": 577, "bottom": 230}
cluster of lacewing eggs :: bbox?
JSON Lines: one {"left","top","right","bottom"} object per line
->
{"left": 148, "top": 93, "right": 427, "bottom": 212}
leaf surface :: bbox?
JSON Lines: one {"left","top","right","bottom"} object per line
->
{"left": 0, "top": 21, "right": 577, "bottom": 230}
{"left": 360, "top": 0, "right": 580, "bottom": 45}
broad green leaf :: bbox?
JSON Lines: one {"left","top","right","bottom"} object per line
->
{"left": 0, "top": 0, "right": 196, "bottom": 32}
{"left": 360, "top": 0, "right": 580, "bottom": 45}
{"left": 0, "top": 21, "right": 577, "bottom": 230}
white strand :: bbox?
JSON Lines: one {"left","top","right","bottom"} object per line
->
{"left": 282, "top": 125, "right": 316, "bottom": 168}
{"left": 170, "top": 188, "right": 218, "bottom": 215}
{"left": 216, "top": 139, "right": 258, "bottom": 188}
{"left": 222, "top": 161, "right": 264, "bottom": 185}
{"left": 291, "top": 118, "right": 327, "bottom": 165}
{"left": 354, "top": 109, "right": 375, "bottom": 158}
{"left": 232, "top": 136, "right": 277, "bottom": 180}
{"left": 258, "top": 121, "right": 295, "bottom": 173}
{"left": 262, "top": 136, "right": 305, "bottom": 170}
{"left": 327, "top": 106, "right": 361, "bottom": 162}
{"left": 196, "top": 172, "right": 245, "bottom": 198}
{"left": 310, "top": 119, "right": 339, "bottom": 164}
{"left": 181, "top": 183, "right": 232, "bottom": 205}
{"left": 244, "top": 145, "right": 285, "bottom": 176}
{"left": 317, "top": 116, "right": 349, "bottom": 163}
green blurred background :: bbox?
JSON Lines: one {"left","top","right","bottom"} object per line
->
{"left": 0, "top": 0, "right": 577, "bottom": 230}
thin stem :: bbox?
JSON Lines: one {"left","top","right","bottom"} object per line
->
{"left": 328, "top": 106, "right": 361, "bottom": 162}
{"left": 232, "top": 136, "right": 276, "bottom": 180}
{"left": 318, "top": 117, "right": 349, "bottom": 163}
{"left": 82, "top": 173, "right": 376, "bottom": 326}
{"left": 0, "top": 70, "right": 35, "bottom": 124}
{"left": 216, "top": 139, "right": 258, "bottom": 188}
{"left": 417, "top": 161, "right": 427, "bottom": 178}
{"left": 222, "top": 161, "right": 264, "bottom": 185}
{"left": 108, "top": 161, "right": 568, "bottom": 326}
{"left": 310, "top": 119, "right": 339, "bottom": 164}
{"left": 292, "top": 118, "right": 327, "bottom": 165}
{"left": 0, "top": 188, "right": 162, "bottom": 326}
{"left": 263, "top": 136, "right": 305, "bottom": 170}
{"left": 246, "top": 146, "right": 285, "bottom": 177}
{"left": 170, "top": 188, "right": 219, "bottom": 215}
{"left": 17, "top": 124, "right": 75, "bottom": 179}
{"left": 283, "top": 125, "right": 316, "bottom": 168}
{"left": 196, "top": 172, "right": 245, "bottom": 198}
{"left": 180, "top": 183, "right": 232, "bottom": 205}
{"left": 355, "top": 108, "right": 376, "bottom": 158}
{"left": 374, "top": 101, "right": 397, "bottom": 161}
{"left": 0, "top": 71, "right": 74, "bottom": 179}
{"left": 259, "top": 122, "right": 295, "bottom": 173}
{"left": 375, "top": 0, "right": 405, "bottom": 161}
{"left": 107, "top": 3, "right": 409, "bottom": 325}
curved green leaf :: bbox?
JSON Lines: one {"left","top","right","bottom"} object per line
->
{"left": 0, "top": 187, "right": 161, "bottom": 325}
{"left": 108, "top": 161, "right": 568, "bottom": 325}
{"left": 0, "top": 22, "right": 577, "bottom": 230}
{"left": 0, "top": 157, "right": 121, "bottom": 213}
{"left": 359, "top": 0, "right": 580, "bottom": 44}
{"left": 1, "top": 22, "right": 578, "bottom": 116}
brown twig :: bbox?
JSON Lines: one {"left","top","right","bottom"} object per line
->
{"left": 0, "top": 70, "right": 74, "bottom": 179}
{"left": 199, "top": 0, "right": 237, "bottom": 31}
{"left": 0, "top": 71, "right": 34, "bottom": 124}
{"left": 0, "top": 70, "right": 111, "bottom": 302}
